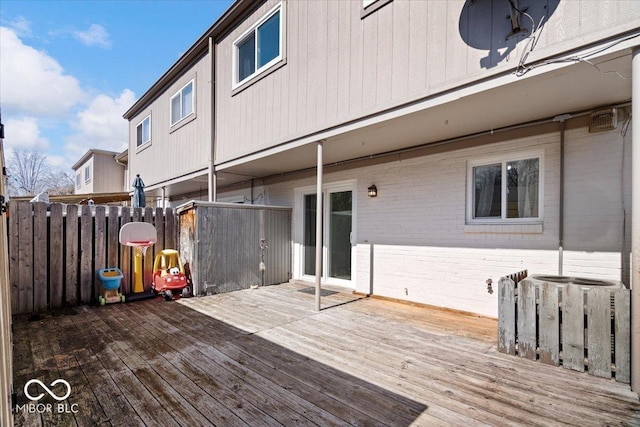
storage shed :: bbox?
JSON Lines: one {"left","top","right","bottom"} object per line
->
{"left": 177, "top": 201, "right": 291, "bottom": 296}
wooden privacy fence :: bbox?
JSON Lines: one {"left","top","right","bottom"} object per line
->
{"left": 498, "top": 275, "right": 630, "bottom": 383}
{"left": 9, "top": 202, "right": 177, "bottom": 314}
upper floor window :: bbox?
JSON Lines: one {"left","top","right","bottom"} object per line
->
{"left": 136, "top": 115, "right": 151, "bottom": 147}
{"left": 467, "top": 153, "right": 543, "bottom": 223}
{"left": 170, "top": 81, "right": 194, "bottom": 126}
{"left": 233, "top": 3, "right": 282, "bottom": 87}
{"left": 84, "top": 164, "right": 92, "bottom": 183}
{"left": 75, "top": 173, "right": 81, "bottom": 189}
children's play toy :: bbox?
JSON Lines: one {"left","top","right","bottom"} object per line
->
{"left": 97, "top": 267, "right": 125, "bottom": 305}
{"left": 152, "top": 249, "right": 190, "bottom": 301}
{"left": 119, "top": 222, "right": 157, "bottom": 302}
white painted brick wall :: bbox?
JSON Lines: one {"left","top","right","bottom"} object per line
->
{"left": 224, "top": 124, "right": 630, "bottom": 318}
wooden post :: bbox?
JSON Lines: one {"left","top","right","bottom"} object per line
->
{"left": 0, "top": 132, "right": 15, "bottom": 426}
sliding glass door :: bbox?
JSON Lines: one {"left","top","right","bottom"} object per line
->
{"left": 300, "top": 182, "right": 354, "bottom": 285}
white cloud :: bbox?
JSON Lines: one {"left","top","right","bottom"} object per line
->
{"left": 2, "top": 117, "right": 50, "bottom": 152}
{"left": 0, "top": 27, "right": 84, "bottom": 118}
{"left": 64, "top": 89, "right": 135, "bottom": 161}
{"left": 6, "top": 16, "right": 32, "bottom": 38}
{"left": 73, "top": 24, "right": 111, "bottom": 49}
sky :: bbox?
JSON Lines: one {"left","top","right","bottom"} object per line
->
{"left": 0, "top": 0, "right": 233, "bottom": 172}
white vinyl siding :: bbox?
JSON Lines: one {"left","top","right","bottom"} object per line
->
{"left": 170, "top": 80, "right": 194, "bottom": 126}
{"left": 233, "top": 3, "right": 283, "bottom": 88}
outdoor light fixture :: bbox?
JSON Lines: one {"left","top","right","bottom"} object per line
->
{"left": 368, "top": 185, "right": 377, "bottom": 198}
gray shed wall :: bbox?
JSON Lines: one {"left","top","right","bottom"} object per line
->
{"left": 178, "top": 202, "right": 291, "bottom": 296}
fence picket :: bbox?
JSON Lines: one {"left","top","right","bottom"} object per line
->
{"left": 155, "top": 207, "right": 165, "bottom": 251}
{"left": 120, "top": 207, "right": 131, "bottom": 295}
{"left": 539, "top": 282, "right": 559, "bottom": 366}
{"left": 562, "top": 285, "right": 585, "bottom": 372}
{"left": 94, "top": 206, "right": 106, "bottom": 301}
{"left": 65, "top": 204, "right": 79, "bottom": 306}
{"left": 144, "top": 207, "right": 154, "bottom": 292}
{"left": 517, "top": 279, "right": 536, "bottom": 360}
{"left": 80, "top": 205, "right": 93, "bottom": 305}
{"left": 166, "top": 208, "right": 175, "bottom": 249}
{"left": 614, "top": 289, "right": 631, "bottom": 383}
{"left": 17, "top": 202, "right": 33, "bottom": 313}
{"left": 497, "top": 277, "right": 516, "bottom": 355}
{"left": 587, "top": 288, "right": 612, "bottom": 378}
{"left": 49, "top": 203, "right": 64, "bottom": 309}
{"left": 8, "top": 202, "right": 19, "bottom": 312}
{"left": 107, "top": 206, "right": 119, "bottom": 269}
{"left": 33, "top": 202, "right": 48, "bottom": 311}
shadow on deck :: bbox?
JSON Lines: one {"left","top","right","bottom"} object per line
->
{"left": 12, "top": 282, "right": 640, "bottom": 426}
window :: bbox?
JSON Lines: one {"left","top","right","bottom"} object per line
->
{"left": 84, "top": 165, "right": 92, "bottom": 183}
{"left": 233, "top": 3, "right": 282, "bottom": 87}
{"left": 136, "top": 115, "right": 151, "bottom": 147}
{"left": 170, "top": 81, "right": 194, "bottom": 126}
{"left": 468, "top": 154, "right": 542, "bottom": 222}
{"left": 75, "top": 173, "right": 81, "bottom": 189}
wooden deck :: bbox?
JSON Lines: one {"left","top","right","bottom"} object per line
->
{"left": 12, "top": 282, "right": 640, "bottom": 426}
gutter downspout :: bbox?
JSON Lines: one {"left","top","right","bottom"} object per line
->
{"left": 208, "top": 36, "right": 217, "bottom": 202}
{"left": 554, "top": 114, "right": 571, "bottom": 275}
{"left": 630, "top": 47, "right": 640, "bottom": 394}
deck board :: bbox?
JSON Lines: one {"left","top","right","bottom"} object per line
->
{"left": 12, "top": 283, "right": 640, "bottom": 427}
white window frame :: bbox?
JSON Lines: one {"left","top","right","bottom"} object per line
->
{"left": 75, "top": 173, "right": 81, "bottom": 189}
{"left": 84, "top": 164, "right": 92, "bottom": 183}
{"left": 170, "top": 80, "right": 194, "bottom": 127}
{"left": 293, "top": 180, "right": 357, "bottom": 288}
{"left": 136, "top": 115, "right": 151, "bottom": 147}
{"left": 232, "top": 2, "right": 284, "bottom": 89}
{"left": 466, "top": 151, "right": 544, "bottom": 224}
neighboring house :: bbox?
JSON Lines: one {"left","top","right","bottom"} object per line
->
{"left": 72, "top": 149, "right": 125, "bottom": 195}
{"left": 123, "top": 0, "right": 639, "bottom": 320}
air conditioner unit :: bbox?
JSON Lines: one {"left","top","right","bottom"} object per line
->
{"left": 589, "top": 108, "right": 617, "bottom": 133}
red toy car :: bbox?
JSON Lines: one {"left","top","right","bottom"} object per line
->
{"left": 152, "top": 249, "right": 190, "bottom": 300}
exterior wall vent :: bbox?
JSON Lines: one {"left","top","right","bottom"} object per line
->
{"left": 589, "top": 108, "right": 617, "bottom": 133}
